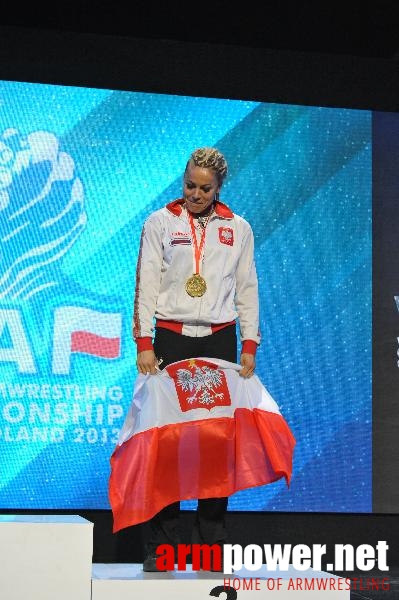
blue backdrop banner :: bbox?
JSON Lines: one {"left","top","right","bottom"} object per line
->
{"left": 0, "top": 81, "right": 371, "bottom": 512}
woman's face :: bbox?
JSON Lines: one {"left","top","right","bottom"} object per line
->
{"left": 183, "top": 163, "right": 220, "bottom": 214}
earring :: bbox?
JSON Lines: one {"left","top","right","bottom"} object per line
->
{"left": 214, "top": 192, "right": 219, "bottom": 202}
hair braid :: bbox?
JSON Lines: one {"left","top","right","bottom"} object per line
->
{"left": 187, "top": 147, "right": 228, "bottom": 185}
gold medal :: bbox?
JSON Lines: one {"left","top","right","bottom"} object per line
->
{"left": 185, "top": 273, "right": 207, "bottom": 297}
{"left": 185, "top": 208, "right": 211, "bottom": 297}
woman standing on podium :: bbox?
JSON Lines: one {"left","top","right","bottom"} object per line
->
{"left": 133, "top": 146, "right": 261, "bottom": 571}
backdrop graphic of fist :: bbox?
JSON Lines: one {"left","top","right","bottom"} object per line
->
{"left": 0, "top": 128, "right": 86, "bottom": 301}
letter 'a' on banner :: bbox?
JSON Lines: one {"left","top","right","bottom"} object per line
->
{"left": 108, "top": 358, "right": 296, "bottom": 532}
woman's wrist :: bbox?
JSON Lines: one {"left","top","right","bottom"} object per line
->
{"left": 242, "top": 340, "right": 258, "bottom": 355}
{"left": 136, "top": 337, "right": 154, "bottom": 353}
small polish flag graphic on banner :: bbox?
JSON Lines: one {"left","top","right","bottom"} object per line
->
{"left": 71, "top": 330, "right": 120, "bottom": 358}
{"left": 52, "top": 306, "right": 122, "bottom": 374}
{"left": 166, "top": 359, "right": 232, "bottom": 411}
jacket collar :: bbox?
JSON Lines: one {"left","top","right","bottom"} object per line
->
{"left": 166, "top": 198, "right": 233, "bottom": 219}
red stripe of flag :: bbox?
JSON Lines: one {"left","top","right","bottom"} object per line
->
{"left": 109, "top": 408, "right": 295, "bottom": 532}
{"left": 71, "top": 331, "right": 120, "bottom": 358}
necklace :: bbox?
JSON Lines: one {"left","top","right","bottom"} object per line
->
{"left": 197, "top": 214, "right": 211, "bottom": 229}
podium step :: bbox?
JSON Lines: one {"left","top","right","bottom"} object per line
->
{"left": 0, "top": 514, "right": 350, "bottom": 599}
{"left": 92, "top": 563, "right": 350, "bottom": 599}
{"left": 0, "top": 514, "right": 93, "bottom": 600}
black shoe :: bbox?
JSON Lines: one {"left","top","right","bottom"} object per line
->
{"left": 143, "top": 555, "right": 168, "bottom": 572}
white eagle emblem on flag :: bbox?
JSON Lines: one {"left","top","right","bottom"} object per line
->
{"left": 166, "top": 359, "right": 232, "bottom": 411}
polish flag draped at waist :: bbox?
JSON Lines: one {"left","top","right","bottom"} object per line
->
{"left": 108, "top": 358, "right": 296, "bottom": 533}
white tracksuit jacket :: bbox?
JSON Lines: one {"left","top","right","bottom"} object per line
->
{"left": 133, "top": 199, "right": 260, "bottom": 347}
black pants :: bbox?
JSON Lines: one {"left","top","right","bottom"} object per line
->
{"left": 143, "top": 325, "right": 237, "bottom": 557}
{"left": 153, "top": 324, "right": 237, "bottom": 368}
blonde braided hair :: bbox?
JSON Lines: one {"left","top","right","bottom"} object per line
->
{"left": 186, "top": 147, "right": 228, "bottom": 186}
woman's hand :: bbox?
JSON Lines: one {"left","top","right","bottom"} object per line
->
{"left": 239, "top": 352, "right": 255, "bottom": 378}
{"left": 137, "top": 349, "right": 158, "bottom": 375}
